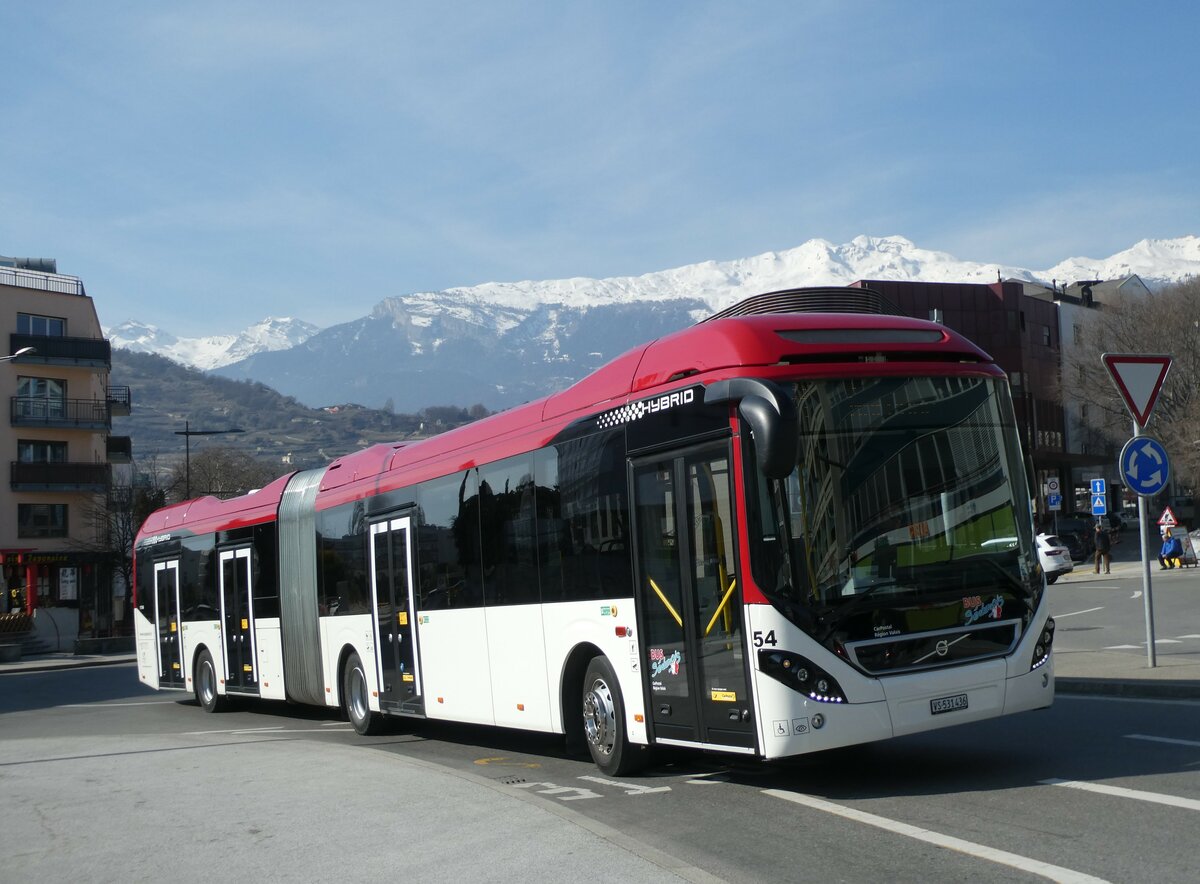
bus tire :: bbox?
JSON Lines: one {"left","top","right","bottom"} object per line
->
{"left": 343, "top": 652, "right": 384, "bottom": 736}
{"left": 195, "top": 648, "right": 226, "bottom": 713}
{"left": 582, "top": 655, "right": 645, "bottom": 776}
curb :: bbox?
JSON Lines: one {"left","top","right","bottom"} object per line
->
{"left": 1056, "top": 677, "right": 1200, "bottom": 701}
{"left": 0, "top": 655, "right": 136, "bottom": 675}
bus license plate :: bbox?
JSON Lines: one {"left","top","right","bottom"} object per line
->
{"left": 930, "top": 693, "right": 969, "bottom": 715}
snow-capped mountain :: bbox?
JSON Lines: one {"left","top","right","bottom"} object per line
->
{"left": 124, "top": 234, "right": 1200, "bottom": 412}
{"left": 106, "top": 317, "right": 319, "bottom": 370}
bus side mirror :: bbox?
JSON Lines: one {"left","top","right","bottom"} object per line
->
{"left": 704, "top": 378, "right": 799, "bottom": 480}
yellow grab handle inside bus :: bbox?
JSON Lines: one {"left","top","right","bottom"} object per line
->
{"left": 648, "top": 578, "right": 683, "bottom": 627}
{"left": 705, "top": 580, "right": 737, "bottom": 637}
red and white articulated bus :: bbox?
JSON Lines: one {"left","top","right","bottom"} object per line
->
{"left": 133, "top": 287, "right": 1054, "bottom": 774}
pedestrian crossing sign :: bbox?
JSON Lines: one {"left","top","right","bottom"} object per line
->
{"left": 1091, "top": 494, "right": 1107, "bottom": 515}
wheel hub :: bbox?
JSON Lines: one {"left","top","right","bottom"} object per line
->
{"left": 583, "top": 677, "right": 616, "bottom": 756}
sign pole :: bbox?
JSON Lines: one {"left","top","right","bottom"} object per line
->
{"left": 1134, "top": 419, "right": 1157, "bottom": 668}
{"left": 1105, "top": 352, "right": 1172, "bottom": 670}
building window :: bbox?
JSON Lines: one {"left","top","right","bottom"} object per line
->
{"left": 15, "top": 376, "right": 67, "bottom": 420}
{"left": 1073, "top": 323, "right": 1082, "bottom": 345}
{"left": 16, "top": 311, "right": 66, "bottom": 335}
{"left": 1042, "top": 325, "right": 1052, "bottom": 346}
{"left": 17, "top": 376, "right": 66, "bottom": 398}
{"left": 18, "top": 440, "right": 68, "bottom": 462}
{"left": 17, "top": 313, "right": 66, "bottom": 336}
{"left": 18, "top": 504, "right": 68, "bottom": 538}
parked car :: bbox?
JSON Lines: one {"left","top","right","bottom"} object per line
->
{"left": 1037, "top": 534, "right": 1074, "bottom": 584}
{"left": 1051, "top": 515, "right": 1095, "bottom": 562}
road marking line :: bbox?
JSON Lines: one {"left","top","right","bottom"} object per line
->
{"left": 182, "top": 726, "right": 286, "bottom": 735}
{"left": 1102, "top": 645, "right": 1141, "bottom": 650}
{"left": 1054, "top": 607, "right": 1104, "bottom": 619}
{"left": 764, "top": 789, "right": 1109, "bottom": 883}
{"left": 1124, "top": 733, "right": 1200, "bottom": 749}
{"left": 59, "top": 700, "right": 176, "bottom": 708}
{"left": 579, "top": 775, "right": 671, "bottom": 795}
{"left": 1177, "top": 634, "right": 1200, "bottom": 639}
{"left": 1041, "top": 778, "right": 1200, "bottom": 812}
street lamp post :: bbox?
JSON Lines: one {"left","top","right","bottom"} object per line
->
{"left": 174, "top": 421, "right": 245, "bottom": 499}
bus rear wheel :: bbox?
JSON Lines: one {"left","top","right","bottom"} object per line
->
{"left": 581, "top": 655, "right": 645, "bottom": 775}
{"left": 195, "top": 648, "right": 226, "bottom": 713}
{"left": 343, "top": 652, "right": 384, "bottom": 736}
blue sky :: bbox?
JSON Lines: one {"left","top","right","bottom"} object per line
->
{"left": 2, "top": 1, "right": 1197, "bottom": 337}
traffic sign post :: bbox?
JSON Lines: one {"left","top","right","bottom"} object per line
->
{"left": 1105, "top": 353, "right": 1173, "bottom": 669}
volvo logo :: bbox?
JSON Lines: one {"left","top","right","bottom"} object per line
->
{"left": 935, "top": 639, "right": 950, "bottom": 657}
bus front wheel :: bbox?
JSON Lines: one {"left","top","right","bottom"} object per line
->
{"left": 581, "top": 655, "right": 645, "bottom": 775}
{"left": 195, "top": 648, "right": 226, "bottom": 713}
{"left": 343, "top": 652, "right": 385, "bottom": 736}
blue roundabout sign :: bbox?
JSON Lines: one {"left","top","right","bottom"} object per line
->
{"left": 1119, "top": 436, "right": 1170, "bottom": 497}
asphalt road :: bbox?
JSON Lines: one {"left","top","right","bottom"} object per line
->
{"left": 1050, "top": 561, "right": 1200, "bottom": 657}
{"left": 3, "top": 664, "right": 1200, "bottom": 883}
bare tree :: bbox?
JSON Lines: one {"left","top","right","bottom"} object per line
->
{"left": 168, "top": 446, "right": 282, "bottom": 501}
{"left": 1061, "top": 277, "right": 1200, "bottom": 487}
{"left": 81, "top": 458, "right": 169, "bottom": 631}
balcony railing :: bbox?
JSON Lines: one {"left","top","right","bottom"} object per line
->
{"left": 10, "top": 333, "right": 110, "bottom": 368}
{"left": 107, "top": 386, "right": 131, "bottom": 416}
{"left": 10, "top": 397, "right": 111, "bottom": 430}
{"left": 0, "top": 265, "right": 86, "bottom": 296}
{"left": 107, "top": 435, "right": 132, "bottom": 463}
{"left": 11, "top": 461, "right": 111, "bottom": 492}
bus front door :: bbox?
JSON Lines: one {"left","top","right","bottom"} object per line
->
{"left": 370, "top": 515, "right": 423, "bottom": 714}
{"left": 633, "top": 446, "right": 756, "bottom": 751}
{"left": 154, "top": 561, "right": 184, "bottom": 688}
{"left": 219, "top": 548, "right": 258, "bottom": 694}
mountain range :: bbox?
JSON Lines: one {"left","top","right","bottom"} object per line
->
{"left": 105, "top": 234, "right": 1200, "bottom": 414}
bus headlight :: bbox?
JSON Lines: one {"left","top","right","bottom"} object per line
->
{"left": 758, "top": 649, "right": 846, "bottom": 703}
{"left": 1030, "top": 617, "right": 1055, "bottom": 671}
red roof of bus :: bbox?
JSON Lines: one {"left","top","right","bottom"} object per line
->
{"left": 137, "top": 309, "right": 999, "bottom": 535}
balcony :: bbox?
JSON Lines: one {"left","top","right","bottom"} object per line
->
{"left": 10, "top": 397, "right": 111, "bottom": 430}
{"left": 11, "top": 461, "right": 111, "bottom": 492}
{"left": 107, "top": 386, "right": 131, "bottom": 416}
{"left": 10, "top": 333, "right": 110, "bottom": 368}
{"left": 107, "top": 435, "right": 132, "bottom": 463}
{"left": 0, "top": 264, "right": 85, "bottom": 295}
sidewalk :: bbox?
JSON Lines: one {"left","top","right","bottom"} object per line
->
{"left": 0, "top": 650, "right": 137, "bottom": 675}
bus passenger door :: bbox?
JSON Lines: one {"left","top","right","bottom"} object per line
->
{"left": 632, "top": 446, "right": 756, "bottom": 750}
{"left": 370, "top": 515, "right": 423, "bottom": 713}
{"left": 219, "top": 548, "right": 258, "bottom": 694}
{"left": 154, "top": 561, "right": 184, "bottom": 688}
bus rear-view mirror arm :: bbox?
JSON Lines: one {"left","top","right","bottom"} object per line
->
{"left": 705, "top": 378, "right": 799, "bottom": 480}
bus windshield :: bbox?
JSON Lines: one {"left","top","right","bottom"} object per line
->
{"left": 750, "top": 375, "right": 1040, "bottom": 646}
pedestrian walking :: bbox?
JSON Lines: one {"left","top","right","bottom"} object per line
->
{"left": 1093, "top": 522, "right": 1112, "bottom": 574}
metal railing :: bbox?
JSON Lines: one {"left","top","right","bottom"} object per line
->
{"left": 9, "top": 334, "right": 110, "bottom": 366}
{"left": 10, "top": 397, "right": 111, "bottom": 429}
{"left": 11, "top": 461, "right": 111, "bottom": 491}
{"left": 107, "top": 386, "right": 131, "bottom": 414}
{"left": 106, "top": 435, "right": 132, "bottom": 462}
{"left": 0, "top": 265, "right": 85, "bottom": 296}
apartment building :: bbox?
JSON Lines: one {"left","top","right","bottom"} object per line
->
{"left": 1, "top": 257, "right": 131, "bottom": 644}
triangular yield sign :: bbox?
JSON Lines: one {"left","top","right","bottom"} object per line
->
{"left": 1102, "top": 353, "right": 1172, "bottom": 427}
